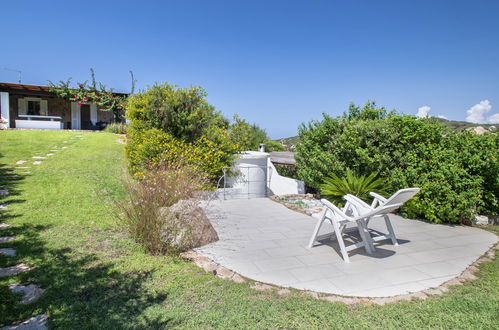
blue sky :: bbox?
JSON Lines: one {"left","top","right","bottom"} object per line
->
{"left": 1, "top": 0, "right": 498, "bottom": 138}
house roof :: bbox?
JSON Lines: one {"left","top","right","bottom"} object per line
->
{"left": 0, "top": 82, "right": 129, "bottom": 97}
{"left": 269, "top": 151, "right": 296, "bottom": 165}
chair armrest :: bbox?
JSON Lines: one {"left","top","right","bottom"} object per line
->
{"left": 370, "top": 192, "right": 388, "bottom": 203}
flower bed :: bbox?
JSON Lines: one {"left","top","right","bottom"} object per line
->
{"left": 270, "top": 194, "right": 324, "bottom": 217}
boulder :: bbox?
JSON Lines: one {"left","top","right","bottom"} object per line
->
{"left": 159, "top": 200, "right": 218, "bottom": 251}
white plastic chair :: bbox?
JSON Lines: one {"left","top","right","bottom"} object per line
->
{"left": 344, "top": 188, "right": 420, "bottom": 248}
{"left": 308, "top": 199, "right": 402, "bottom": 263}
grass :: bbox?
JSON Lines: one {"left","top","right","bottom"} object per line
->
{"left": 0, "top": 130, "right": 498, "bottom": 329}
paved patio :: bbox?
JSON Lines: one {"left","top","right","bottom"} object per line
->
{"left": 197, "top": 198, "right": 498, "bottom": 297}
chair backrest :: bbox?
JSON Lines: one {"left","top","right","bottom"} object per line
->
{"left": 385, "top": 188, "right": 420, "bottom": 206}
{"left": 320, "top": 199, "right": 350, "bottom": 222}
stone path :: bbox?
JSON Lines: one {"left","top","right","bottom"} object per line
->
{"left": 0, "top": 248, "right": 17, "bottom": 256}
{"left": 32, "top": 161, "right": 42, "bottom": 165}
{"left": 0, "top": 223, "right": 11, "bottom": 229}
{"left": 31, "top": 156, "right": 46, "bottom": 159}
{"left": 0, "top": 189, "right": 9, "bottom": 196}
{"left": 0, "top": 204, "right": 8, "bottom": 210}
{"left": 0, "top": 263, "right": 30, "bottom": 278}
{"left": 0, "top": 236, "right": 15, "bottom": 243}
{"left": 15, "top": 160, "right": 26, "bottom": 165}
{"left": 197, "top": 198, "right": 498, "bottom": 297}
{"left": 9, "top": 284, "right": 45, "bottom": 304}
{"left": 1, "top": 314, "right": 48, "bottom": 330}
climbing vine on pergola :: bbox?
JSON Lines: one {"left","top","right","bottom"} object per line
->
{"left": 49, "top": 69, "right": 136, "bottom": 121}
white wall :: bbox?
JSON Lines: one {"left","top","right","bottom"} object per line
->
{"left": 0, "top": 92, "right": 10, "bottom": 126}
{"left": 268, "top": 159, "right": 305, "bottom": 195}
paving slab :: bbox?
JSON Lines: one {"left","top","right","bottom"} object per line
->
{"left": 9, "top": 284, "right": 45, "bottom": 304}
{"left": 1, "top": 314, "right": 48, "bottom": 330}
{"left": 0, "top": 223, "right": 11, "bottom": 229}
{"left": 0, "top": 263, "right": 30, "bottom": 278}
{"left": 0, "top": 236, "right": 15, "bottom": 243}
{"left": 0, "top": 248, "right": 16, "bottom": 256}
{"left": 15, "top": 160, "right": 26, "bottom": 165}
{"left": 196, "top": 198, "right": 498, "bottom": 297}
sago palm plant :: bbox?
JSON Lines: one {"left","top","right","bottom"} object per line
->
{"left": 320, "top": 169, "right": 387, "bottom": 203}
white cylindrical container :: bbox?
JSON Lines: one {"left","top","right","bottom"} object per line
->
{"left": 226, "top": 151, "right": 270, "bottom": 198}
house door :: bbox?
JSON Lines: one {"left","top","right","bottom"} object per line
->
{"left": 71, "top": 102, "right": 80, "bottom": 130}
{"left": 80, "top": 104, "right": 91, "bottom": 129}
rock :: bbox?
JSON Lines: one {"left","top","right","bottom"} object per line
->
{"left": 15, "top": 167, "right": 29, "bottom": 169}
{"left": 0, "top": 223, "right": 11, "bottom": 229}
{"left": 0, "top": 189, "right": 9, "bottom": 196}
{"left": 251, "top": 283, "right": 274, "bottom": 291}
{"left": 214, "top": 267, "right": 234, "bottom": 279}
{"left": 61, "top": 147, "right": 67, "bottom": 149}
{"left": 0, "top": 263, "right": 31, "bottom": 278}
{"left": 0, "top": 204, "right": 8, "bottom": 210}
{"left": 15, "top": 160, "right": 26, "bottom": 165}
{"left": 32, "top": 156, "right": 46, "bottom": 159}
{"left": 9, "top": 284, "right": 45, "bottom": 304}
{"left": 0, "top": 236, "right": 15, "bottom": 243}
{"left": 231, "top": 273, "right": 246, "bottom": 283}
{"left": 159, "top": 200, "right": 218, "bottom": 251}
{"left": 0, "top": 248, "right": 16, "bottom": 256}
{"left": 46, "top": 153, "right": 54, "bottom": 156}
{"left": 277, "top": 288, "right": 291, "bottom": 295}
{"left": 469, "top": 126, "right": 488, "bottom": 135}
{"left": 32, "top": 161, "right": 42, "bottom": 165}
{"left": 475, "top": 215, "right": 489, "bottom": 225}
{"left": 1, "top": 314, "right": 48, "bottom": 330}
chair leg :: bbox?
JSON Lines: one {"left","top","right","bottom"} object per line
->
{"left": 357, "top": 219, "right": 375, "bottom": 254}
{"left": 384, "top": 215, "right": 398, "bottom": 245}
{"left": 308, "top": 212, "right": 326, "bottom": 248}
{"left": 333, "top": 220, "right": 350, "bottom": 263}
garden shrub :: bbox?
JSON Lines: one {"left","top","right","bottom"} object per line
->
{"left": 229, "top": 115, "right": 286, "bottom": 152}
{"left": 116, "top": 161, "right": 208, "bottom": 255}
{"left": 105, "top": 122, "right": 128, "bottom": 134}
{"left": 296, "top": 101, "right": 499, "bottom": 223}
{"left": 126, "top": 128, "right": 238, "bottom": 181}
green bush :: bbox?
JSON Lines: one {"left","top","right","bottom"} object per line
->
{"left": 296, "top": 101, "right": 499, "bottom": 223}
{"left": 126, "top": 128, "right": 238, "bottom": 181}
{"left": 105, "top": 122, "right": 128, "bottom": 134}
{"left": 320, "top": 169, "right": 386, "bottom": 205}
{"left": 126, "top": 84, "right": 239, "bottom": 182}
{"left": 229, "top": 115, "right": 286, "bottom": 152}
{"left": 126, "top": 83, "right": 227, "bottom": 143}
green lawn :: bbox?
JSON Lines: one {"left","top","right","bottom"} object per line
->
{"left": 0, "top": 130, "right": 498, "bottom": 329}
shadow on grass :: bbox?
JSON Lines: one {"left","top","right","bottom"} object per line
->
{"left": 1, "top": 222, "right": 176, "bottom": 328}
{"left": 0, "top": 153, "right": 28, "bottom": 222}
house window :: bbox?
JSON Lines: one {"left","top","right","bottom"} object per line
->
{"left": 27, "top": 100, "right": 41, "bottom": 115}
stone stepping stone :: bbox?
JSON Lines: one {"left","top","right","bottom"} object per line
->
{"left": 0, "top": 263, "right": 30, "bottom": 278}
{"left": 32, "top": 161, "right": 42, "bottom": 165}
{"left": 0, "top": 223, "right": 11, "bottom": 229}
{"left": 61, "top": 146, "right": 68, "bottom": 149}
{"left": 1, "top": 314, "right": 48, "bottom": 330}
{"left": 32, "top": 156, "right": 46, "bottom": 159}
{"left": 46, "top": 153, "right": 54, "bottom": 156}
{"left": 0, "top": 248, "right": 16, "bottom": 256}
{"left": 0, "top": 236, "right": 15, "bottom": 243}
{"left": 9, "top": 284, "right": 45, "bottom": 304}
{"left": 0, "top": 189, "right": 9, "bottom": 196}
{"left": 63, "top": 141, "right": 68, "bottom": 143}
{"left": 0, "top": 204, "right": 8, "bottom": 210}
{"left": 15, "top": 166, "right": 30, "bottom": 169}
{"left": 15, "top": 160, "right": 26, "bottom": 165}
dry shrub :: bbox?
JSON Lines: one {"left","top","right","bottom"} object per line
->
{"left": 117, "top": 160, "right": 207, "bottom": 255}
